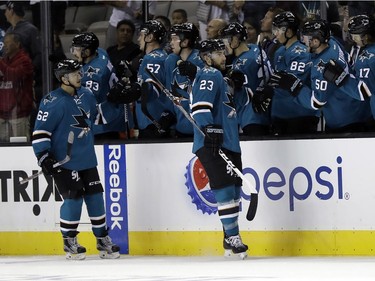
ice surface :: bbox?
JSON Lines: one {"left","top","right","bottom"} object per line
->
{"left": 0, "top": 255, "right": 374, "bottom": 280}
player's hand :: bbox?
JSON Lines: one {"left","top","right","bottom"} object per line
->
{"left": 204, "top": 125, "right": 223, "bottom": 156}
{"left": 252, "top": 85, "right": 274, "bottom": 113}
{"left": 38, "top": 152, "right": 61, "bottom": 176}
{"left": 159, "top": 110, "right": 177, "bottom": 132}
{"left": 323, "top": 59, "right": 348, "bottom": 86}
{"left": 269, "top": 71, "right": 303, "bottom": 96}
{"left": 178, "top": 61, "right": 197, "bottom": 81}
{"left": 227, "top": 69, "right": 245, "bottom": 90}
{"left": 107, "top": 80, "right": 141, "bottom": 104}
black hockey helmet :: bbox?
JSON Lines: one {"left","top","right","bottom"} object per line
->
{"left": 140, "top": 20, "right": 166, "bottom": 43}
{"left": 170, "top": 22, "right": 199, "bottom": 47}
{"left": 348, "top": 14, "right": 375, "bottom": 36}
{"left": 220, "top": 22, "right": 247, "bottom": 42}
{"left": 302, "top": 20, "right": 330, "bottom": 43}
{"left": 71, "top": 32, "right": 99, "bottom": 53}
{"left": 54, "top": 59, "right": 81, "bottom": 82}
{"left": 199, "top": 39, "right": 226, "bottom": 54}
{"left": 273, "top": 11, "right": 299, "bottom": 32}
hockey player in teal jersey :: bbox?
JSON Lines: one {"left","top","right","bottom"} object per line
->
{"left": 220, "top": 22, "right": 273, "bottom": 136}
{"left": 162, "top": 22, "right": 204, "bottom": 137}
{"left": 135, "top": 20, "right": 174, "bottom": 138}
{"left": 32, "top": 60, "right": 120, "bottom": 260}
{"left": 191, "top": 39, "right": 248, "bottom": 259}
{"left": 348, "top": 15, "right": 375, "bottom": 121}
{"left": 271, "top": 11, "right": 320, "bottom": 135}
{"left": 270, "top": 19, "right": 372, "bottom": 133}
{"left": 71, "top": 32, "right": 127, "bottom": 139}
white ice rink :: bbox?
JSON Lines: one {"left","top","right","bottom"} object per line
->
{"left": 0, "top": 255, "right": 375, "bottom": 281}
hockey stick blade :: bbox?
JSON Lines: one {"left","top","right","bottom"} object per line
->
{"left": 246, "top": 193, "right": 258, "bottom": 221}
{"left": 144, "top": 68, "right": 258, "bottom": 220}
{"left": 19, "top": 131, "right": 75, "bottom": 184}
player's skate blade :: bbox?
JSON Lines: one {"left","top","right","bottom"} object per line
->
{"left": 99, "top": 251, "right": 120, "bottom": 259}
{"left": 65, "top": 252, "right": 86, "bottom": 260}
{"left": 224, "top": 249, "right": 248, "bottom": 260}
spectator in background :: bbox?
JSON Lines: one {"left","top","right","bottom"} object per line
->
{"left": 197, "top": 1, "right": 230, "bottom": 41}
{"left": 104, "top": 1, "right": 156, "bottom": 48}
{"left": 206, "top": 18, "right": 227, "bottom": 39}
{"left": 171, "top": 9, "right": 188, "bottom": 25}
{"left": 107, "top": 19, "right": 141, "bottom": 78}
{"left": 106, "top": 19, "right": 141, "bottom": 139}
{"left": 0, "top": 32, "right": 34, "bottom": 142}
{"left": 242, "top": 17, "right": 260, "bottom": 45}
{"left": 1, "top": 0, "right": 42, "bottom": 137}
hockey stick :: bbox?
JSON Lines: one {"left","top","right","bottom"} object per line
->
{"left": 19, "top": 131, "right": 75, "bottom": 184}
{"left": 145, "top": 68, "right": 258, "bottom": 221}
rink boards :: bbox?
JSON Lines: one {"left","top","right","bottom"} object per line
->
{"left": 1, "top": 138, "right": 375, "bottom": 256}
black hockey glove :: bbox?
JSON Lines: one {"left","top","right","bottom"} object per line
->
{"left": 159, "top": 110, "right": 177, "bottom": 132}
{"left": 107, "top": 80, "right": 141, "bottom": 104}
{"left": 323, "top": 59, "right": 348, "bottom": 86}
{"left": 252, "top": 85, "right": 274, "bottom": 113}
{"left": 38, "top": 152, "right": 61, "bottom": 176}
{"left": 116, "top": 60, "right": 134, "bottom": 79}
{"left": 178, "top": 61, "right": 197, "bottom": 81}
{"left": 228, "top": 70, "right": 245, "bottom": 90}
{"left": 269, "top": 71, "right": 303, "bottom": 96}
{"left": 204, "top": 125, "right": 223, "bottom": 156}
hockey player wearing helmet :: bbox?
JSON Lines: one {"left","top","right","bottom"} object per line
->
{"left": 220, "top": 22, "right": 273, "bottom": 136}
{"left": 70, "top": 32, "right": 128, "bottom": 139}
{"left": 159, "top": 22, "right": 204, "bottom": 137}
{"left": 191, "top": 39, "right": 248, "bottom": 259}
{"left": 348, "top": 15, "right": 375, "bottom": 121}
{"left": 270, "top": 11, "right": 320, "bottom": 135}
{"left": 32, "top": 59, "right": 121, "bottom": 260}
{"left": 131, "top": 20, "right": 174, "bottom": 138}
{"left": 270, "top": 19, "right": 372, "bottom": 133}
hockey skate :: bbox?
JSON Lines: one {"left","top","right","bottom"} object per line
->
{"left": 96, "top": 236, "right": 120, "bottom": 259}
{"left": 223, "top": 234, "right": 248, "bottom": 260}
{"left": 63, "top": 236, "right": 86, "bottom": 260}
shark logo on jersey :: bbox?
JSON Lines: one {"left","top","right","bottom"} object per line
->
{"left": 72, "top": 107, "right": 90, "bottom": 137}
{"left": 316, "top": 59, "right": 326, "bottom": 73}
{"left": 85, "top": 66, "right": 100, "bottom": 78}
{"left": 359, "top": 50, "right": 374, "bottom": 62}
{"left": 149, "top": 51, "right": 164, "bottom": 58}
{"left": 223, "top": 86, "right": 236, "bottom": 118}
{"left": 293, "top": 45, "right": 306, "bottom": 55}
{"left": 43, "top": 94, "right": 57, "bottom": 105}
{"left": 173, "top": 74, "right": 189, "bottom": 91}
{"left": 234, "top": 58, "right": 248, "bottom": 67}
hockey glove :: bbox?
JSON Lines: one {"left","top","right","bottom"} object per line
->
{"left": 38, "top": 151, "right": 61, "bottom": 176}
{"left": 116, "top": 60, "right": 134, "bottom": 79}
{"left": 159, "top": 110, "right": 177, "bottom": 132}
{"left": 178, "top": 61, "right": 197, "bottom": 81}
{"left": 228, "top": 70, "right": 245, "bottom": 90}
{"left": 252, "top": 85, "right": 274, "bottom": 113}
{"left": 204, "top": 125, "right": 223, "bottom": 156}
{"left": 107, "top": 80, "right": 141, "bottom": 104}
{"left": 323, "top": 59, "right": 348, "bottom": 86}
{"left": 269, "top": 71, "right": 303, "bottom": 96}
